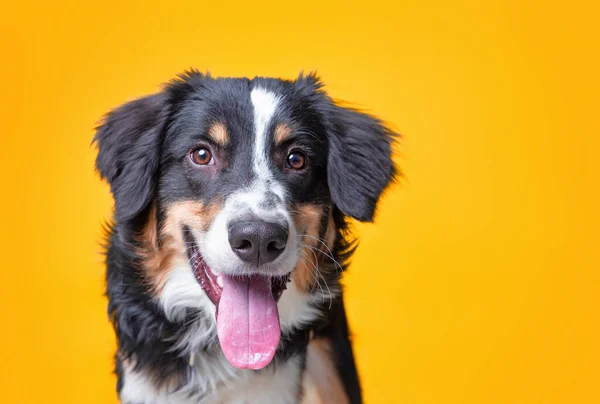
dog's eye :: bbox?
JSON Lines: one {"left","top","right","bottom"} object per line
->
{"left": 190, "top": 148, "right": 214, "bottom": 165}
{"left": 286, "top": 152, "right": 306, "bottom": 170}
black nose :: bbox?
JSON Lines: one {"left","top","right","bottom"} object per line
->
{"left": 228, "top": 220, "right": 289, "bottom": 266}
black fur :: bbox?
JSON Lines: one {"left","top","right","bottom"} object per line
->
{"left": 327, "top": 105, "right": 396, "bottom": 222}
{"left": 95, "top": 94, "right": 169, "bottom": 221}
{"left": 95, "top": 71, "right": 396, "bottom": 403}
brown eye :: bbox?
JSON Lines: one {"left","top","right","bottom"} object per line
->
{"left": 190, "top": 148, "right": 214, "bottom": 165}
{"left": 286, "top": 152, "right": 306, "bottom": 170}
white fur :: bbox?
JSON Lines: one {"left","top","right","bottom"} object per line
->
{"left": 159, "top": 263, "right": 214, "bottom": 323}
{"left": 278, "top": 279, "right": 321, "bottom": 333}
{"left": 120, "top": 366, "right": 169, "bottom": 404}
{"left": 120, "top": 354, "right": 303, "bottom": 404}
{"left": 250, "top": 87, "right": 281, "bottom": 183}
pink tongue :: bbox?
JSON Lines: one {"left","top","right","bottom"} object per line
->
{"left": 217, "top": 275, "right": 280, "bottom": 370}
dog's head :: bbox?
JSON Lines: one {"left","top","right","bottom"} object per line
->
{"left": 95, "top": 71, "right": 395, "bottom": 370}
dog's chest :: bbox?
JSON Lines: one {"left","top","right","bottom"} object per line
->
{"left": 120, "top": 354, "right": 303, "bottom": 404}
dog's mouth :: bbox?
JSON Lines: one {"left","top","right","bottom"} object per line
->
{"left": 186, "top": 238, "right": 289, "bottom": 306}
{"left": 185, "top": 230, "right": 289, "bottom": 370}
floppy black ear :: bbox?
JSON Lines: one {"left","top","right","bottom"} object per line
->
{"left": 327, "top": 106, "right": 396, "bottom": 222}
{"left": 94, "top": 93, "right": 168, "bottom": 222}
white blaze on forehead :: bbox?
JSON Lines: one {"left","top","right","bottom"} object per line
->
{"left": 250, "top": 87, "right": 281, "bottom": 182}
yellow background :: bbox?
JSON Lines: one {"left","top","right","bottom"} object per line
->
{"left": 1, "top": 1, "right": 598, "bottom": 403}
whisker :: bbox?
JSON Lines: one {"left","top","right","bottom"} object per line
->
{"left": 298, "top": 234, "right": 337, "bottom": 263}
{"left": 301, "top": 242, "right": 343, "bottom": 277}
{"left": 300, "top": 249, "right": 325, "bottom": 298}
{"left": 312, "top": 263, "right": 333, "bottom": 309}
{"left": 300, "top": 246, "right": 333, "bottom": 308}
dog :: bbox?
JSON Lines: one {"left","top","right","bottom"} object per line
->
{"left": 94, "top": 70, "right": 396, "bottom": 403}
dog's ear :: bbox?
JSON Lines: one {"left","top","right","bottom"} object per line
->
{"left": 94, "top": 93, "right": 168, "bottom": 222}
{"left": 327, "top": 106, "right": 396, "bottom": 222}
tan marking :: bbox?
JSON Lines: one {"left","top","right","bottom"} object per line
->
{"left": 291, "top": 204, "right": 324, "bottom": 291}
{"left": 324, "top": 210, "right": 336, "bottom": 250}
{"left": 274, "top": 123, "right": 292, "bottom": 145}
{"left": 136, "top": 205, "right": 178, "bottom": 292}
{"left": 302, "top": 338, "right": 349, "bottom": 404}
{"left": 137, "top": 200, "right": 224, "bottom": 292}
{"left": 208, "top": 122, "right": 229, "bottom": 146}
{"left": 198, "top": 199, "right": 224, "bottom": 232}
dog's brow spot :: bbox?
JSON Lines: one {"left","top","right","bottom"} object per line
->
{"left": 208, "top": 122, "right": 229, "bottom": 146}
{"left": 274, "top": 123, "right": 292, "bottom": 146}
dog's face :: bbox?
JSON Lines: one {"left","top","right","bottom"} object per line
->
{"left": 95, "top": 72, "right": 395, "bottom": 370}
{"left": 160, "top": 81, "right": 330, "bottom": 282}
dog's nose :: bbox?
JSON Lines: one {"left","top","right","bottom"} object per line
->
{"left": 228, "top": 220, "right": 288, "bottom": 266}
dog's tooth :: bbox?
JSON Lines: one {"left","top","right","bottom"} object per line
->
{"left": 217, "top": 276, "right": 224, "bottom": 288}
